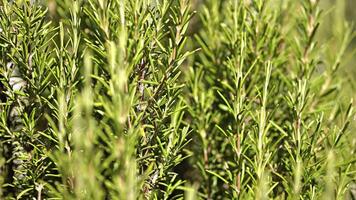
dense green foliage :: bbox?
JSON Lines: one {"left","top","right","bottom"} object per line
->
{"left": 0, "top": 0, "right": 355, "bottom": 199}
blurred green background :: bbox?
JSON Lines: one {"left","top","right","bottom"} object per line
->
{"left": 320, "top": 0, "right": 356, "bottom": 91}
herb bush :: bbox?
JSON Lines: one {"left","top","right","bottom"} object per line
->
{"left": 0, "top": 0, "right": 355, "bottom": 199}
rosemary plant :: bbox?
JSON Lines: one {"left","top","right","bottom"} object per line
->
{"left": 0, "top": 0, "right": 355, "bottom": 199}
